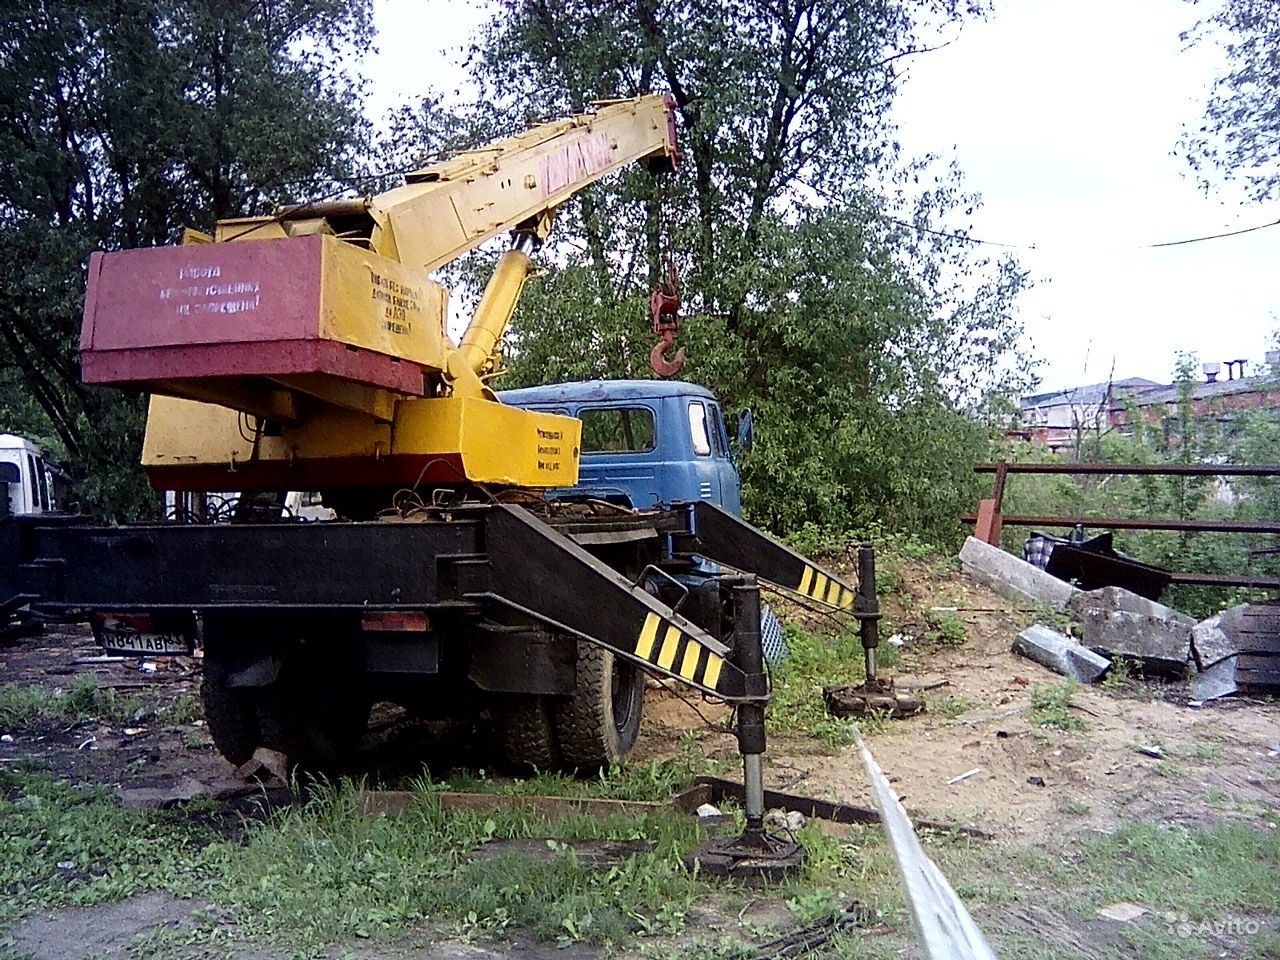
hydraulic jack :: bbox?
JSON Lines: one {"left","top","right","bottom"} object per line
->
{"left": 688, "top": 577, "right": 805, "bottom": 880}
{"left": 824, "top": 545, "right": 925, "bottom": 720}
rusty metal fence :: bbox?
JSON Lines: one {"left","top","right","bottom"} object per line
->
{"left": 963, "top": 462, "right": 1280, "bottom": 590}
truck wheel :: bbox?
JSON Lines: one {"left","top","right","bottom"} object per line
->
{"left": 201, "top": 613, "right": 369, "bottom": 770}
{"left": 256, "top": 681, "right": 370, "bottom": 768}
{"left": 200, "top": 659, "right": 261, "bottom": 768}
{"left": 495, "top": 695, "right": 560, "bottom": 772}
{"left": 554, "top": 641, "right": 645, "bottom": 771}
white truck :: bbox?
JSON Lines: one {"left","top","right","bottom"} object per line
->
{"left": 0, "top": 434, "right": 57, "bottom": 518}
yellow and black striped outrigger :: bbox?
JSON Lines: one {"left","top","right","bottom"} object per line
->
{"left": 475, "top": 502, "right": 874, "bottom": 705}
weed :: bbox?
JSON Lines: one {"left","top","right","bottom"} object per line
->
{"left": 807, "top": 718, "right": 860, "bottom": 748}
{"left": 1101, "top": 656, "right": 1135, "bottom": 694}
{"left": 1060, "top": 800, "right": 1091, "bottom": 816}
{"left": 1192, "top": 742, "right": 1224, "bottom": 762}
{"left": 0, "top": 767, "right": 218, "bottom": 925}
{"left": 1028, "top": 681, "right": 1085, "bottom": 731}
{"left": 937, "top": 696, "right": 979, "bottom": 719}
{"left": 161, "top": 694, "right": 203, "bottom": 725}
{"left": 426, "top": 744, "right": 729, "bottom": 804}
{"left": 1059, "top": 820, "right": 1280, "bottom": 921}
{"left": 924, "top": 610, "right": 967, "bottom": 646}
{"left": 786, "top": 886, "right": 844, "bottom": 923}
{"left": 767, "top": 624, "right": 865, "bottom": 740}
{"left": 206, "top": 780, "right": 706, "bottom": 951}
{"left": 0, "top": 677, "right": 149, "bottom": 731}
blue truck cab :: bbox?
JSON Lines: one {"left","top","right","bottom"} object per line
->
{"left": 499, "top": 379, "right": 744, "bottom": 515}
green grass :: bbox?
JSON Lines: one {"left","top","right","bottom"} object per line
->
{"left": 937, "top": 695, "right": 980, "bottom": 719}
{"left": 3, "top": 758, "right": 1277, "bottom": 960}
{"left": 161, "top": 693, "right": 203, "bottom": 725}
{"left": 1066, "top": 820, "right": 1280, "bottom": 917}
{"left": 203, "top": 781, "right": 707, "bottom": 949}
{"left": 1101, "top": 655, "right": 1135, "bottom": 694}
{"left": 1029, "top": 681, "right": 1085, "bottom": 731}
{"left": 441, "top": 737, "right": 730, "bottom": 803}
{"left": 767, "top": 624, "right": 869, "bottom": 744}
{"left": 0, "top": 676, "right": 151, "bottom": 731}
{"left": 0, "top": 767, "right": 219, "bottom": 926}
{"left": 924, "top": 610, "right": 967, "bottom": 646}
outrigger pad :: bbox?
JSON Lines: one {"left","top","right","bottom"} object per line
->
{"left": 687, "top": 831, "right": 805, "bottom": 881}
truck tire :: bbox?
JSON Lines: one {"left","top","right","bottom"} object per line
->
{"left": 554, "top": 640, "right": 644, "bottom": 771}
{"left": 200, "top": 658, "right": 260, "bottom": 767}
{"left": 495, "top": 695, "right": 560, "bottom": 772}
{"left": 201, "top": 613, "right": 369, "bottom": 770}
{"left": 256, "top": 680, "right": 370, "bottom": 768}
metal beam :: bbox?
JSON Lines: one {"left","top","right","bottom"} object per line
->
{"left": 974, "top": 462, "right": 1280, "bottom": 477}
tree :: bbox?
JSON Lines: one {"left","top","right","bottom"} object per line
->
{"left": 463, "top": 0, "right": 1033, "bottom": 545}
{"left": 1182, "top": 0, "right": 1280, "bottom": 201}
{"left": 0, "top": 0, "right": 372, "bottom": 518}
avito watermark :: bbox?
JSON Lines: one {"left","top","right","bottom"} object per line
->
{"left": 1165, "top": 912, "right": 1262, "bottom": 940}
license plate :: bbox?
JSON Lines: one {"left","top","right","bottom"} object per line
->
{"left": 94, "top": 615, "right": 194, "bottom": 656}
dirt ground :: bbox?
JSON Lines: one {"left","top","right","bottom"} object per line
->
{"left": 638, "top": 565, "right": 1280, "bottom": 843}
{"left": 2, "top": 558, "right": 1278, "bottom": 958}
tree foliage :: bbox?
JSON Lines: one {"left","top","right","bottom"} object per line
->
{"left": 0, "top": 0, "right": 371, "bottom": 518}
{"left": 466, "top": 0, "right": 1032, "bottom": 545}
{"left": 1182, "top": 0, "right": 1280, "bottom": 201}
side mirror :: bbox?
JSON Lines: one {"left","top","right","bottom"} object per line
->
{"left": 736, "top": 408, "right": 754, "bottom": 454}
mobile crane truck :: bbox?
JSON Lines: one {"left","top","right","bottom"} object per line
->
{"left": 0, "top": 95, "right": 891, "bottom": 876}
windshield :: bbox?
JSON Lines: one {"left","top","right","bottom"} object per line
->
{"left": 579, "top": 407, "right": 656, "bottom": 453}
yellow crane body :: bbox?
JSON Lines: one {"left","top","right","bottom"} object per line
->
{"left": 79, "top": 96, "right": 680, "bottom": 492}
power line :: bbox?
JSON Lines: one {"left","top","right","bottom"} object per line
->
{"left": 886, "top": 211, "right": 1280, "bottom": 252}
{"left": 1141, "top": 217, "right": 1280, "bottom": 249}
{"left": 796, "top": 176, "right": 1280, "bottom": 253}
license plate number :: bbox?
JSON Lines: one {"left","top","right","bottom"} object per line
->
{"left": 95, "top": 617, "right": 194, "bottom": 655}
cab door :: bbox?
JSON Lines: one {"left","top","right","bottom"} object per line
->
{"left": 686, "top": 400, "right": 721, "bottom": 506}
{"left": 707, "top": 402, "right": 741, "bottom": 515}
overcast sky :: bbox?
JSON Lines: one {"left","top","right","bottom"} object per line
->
{"left": 364, "top": 0, "right": 1280, "bottom": 393}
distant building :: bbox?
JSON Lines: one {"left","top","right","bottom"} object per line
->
{"left": 1108, "top": 375, "right": 1280, "bottom": 435}
{"left": 1017, "top": 358, "right": 1280, "bottom": 453}
{"left": 1017, "top": 378, "right": 1162, "bottom": 453}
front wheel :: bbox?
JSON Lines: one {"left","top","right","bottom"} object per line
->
{"left": 553, "top": 641, "right": 645, "bottom": 771}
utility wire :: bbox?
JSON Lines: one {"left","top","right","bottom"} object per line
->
{"left": 797, "top": 176, "right": 1280, "bottom": 252}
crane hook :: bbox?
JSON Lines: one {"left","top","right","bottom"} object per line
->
{"left": 649, "top": 261, "right": 685, "bottom": 377}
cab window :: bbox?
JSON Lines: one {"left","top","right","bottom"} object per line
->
{"left": 707, "top": 403, "right": 728, "bottom": 457}
{"left": 27, "top": 455, "right": 47, "bottom": 510}
{"left": 579, "top": 407, "right": 656, "bottom": 453}
{"left": 35, "top": 457, "right": 50, "bottom": 510}
{"left": 688, "top": 402, "right": 712, "bottom": 456}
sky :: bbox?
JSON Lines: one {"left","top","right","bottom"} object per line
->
{"left": 363, "top": 0, "right": 1280, "bottom": 394}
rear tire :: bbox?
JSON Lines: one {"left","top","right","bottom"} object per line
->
{"left": 553, "top": 641, "right": 645, "bottom": 771}
{"left": 495, "top": 695, "right": 560, "bottom": 772}
{"left": 200, "top": 658, "right": 260, "bottom": 767}
{"left": 200, "top": 614, "right": 370, "bottom": 770}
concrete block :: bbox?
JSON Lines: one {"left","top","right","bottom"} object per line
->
{"left": 959, "top": 537, "right": 1079, "bottom": 611}
{"left": 1068, "top": 586, "right": 1195, "bottom": 626}
{"left": 1013, "top": 624, "right": 1111, "bottom": 683}
{"left": 1190, "top": 655, "right": 1237, "bottom": 702}
{"left": 1081, "top": 608, "right": 1191, "bottom": 677}
{"left": 1191, "top": 604, "right": 1245, "bottom": 670}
